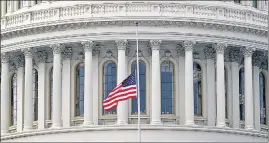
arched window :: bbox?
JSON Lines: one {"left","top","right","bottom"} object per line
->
{"left": 75, "top": 63, "right": 85, "bottom": 117}
{"left": 103, "top": 61, "right": 117, "bottom": 115}
{"left": 239, "top": 68, "right": 245, "bottom": 121}
{"left": 49, "top": 68, "right": 53, "bottom": 120}
{"left": 33, "top": 69, "right": 38, "bottom": 121}
{"left": 11, "top": 73, "right": 17, "bottom": 126}
{"left": 225, "top": 68, "right": 228, "bottom": 119}
{"left": 259, "top": 72, "right": 266, "bottom": 125}
{"left": 131, "top": 61, "right": 146, "bottom": 114}
{"left": 160, "top": 60, "right": 175, "bottom": 115}
{"left": 194, "top": 62, "right": 202, "bottom": 116}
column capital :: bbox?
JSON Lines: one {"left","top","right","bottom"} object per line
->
{"left": 241, "top": 47, "right": 255, "bottom": 57}
{"left": 16, "top": 54, "right": 25, "bottom": 68}
{"left": 81, "top": 41, "right": 95, "bottom": 52}
{"left": 93, "top": 46, "right": 100, "bottom": 56}
{"left": 149, "top": 40, "right": 162, "bottom": 50}
{"left": 37, "top": 51, "right": 48, "bottom": 63}
{"left": 1, "top": 53, "right": 10, "bottom": 63}
{"left": 252, "top": 51, "right": 266, "bottom": 67}
{"left": 62, "top": 47, "right": 73, "bottom": 60}
{"left": 22, "top": 48, "right": 34, "bottom": 58}
{"left": 183, "top": 41, "right": 195, "bottom": 51}
{"left": 213, "top": 43, "right": 227, "bottom": 54}
{"left": 203, "top": 45, "right": 215, "bottom": 59}
{"left": 115, "top": 40, "right": 128, "bottom": 50}
{"left": 50, "top": 44, "right": 65, "bottom": 54}
{"left": 176, "top": 44, "right": 185, "bottom": 57}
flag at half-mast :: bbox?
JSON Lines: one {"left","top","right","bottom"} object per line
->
{"left": 103, "top": 72, "right": 137, "bottom": 110}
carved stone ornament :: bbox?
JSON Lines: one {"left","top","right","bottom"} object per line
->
{"left": 183, "top": 41, "right": 195, "bottom": 51}
{"left": 16, "top": 54, "right": 25, "bottom": 68}
{"left": 203, "top": 45, "right": 215, "bottom": 59}
{"left": 93, "top": 46, "right": 100, "bottom": 56}
{"left": 149, "top": 40, "right": 162, "bottom": 50}
{"left": 115, "top": 40, "right": 128, "bottom": 50}
{"left": 213, "top": 43, "right": 227, "bottom": 54}
{"left": 252, "top": 51, "right": 264, "bottom": 67}
{"left": 50, "top": 44, "right": 65, "bottom": 54}
{"left": 177, "top": 44, "right": 185, "bottom": 57}
{"left": 105, "top": 50, "right": 113, "bottom": 58}
{"left": 62, "top": 47, "right": 73, "bottom": 59}
{"left": 229, "top": 49, "right": 241, "bottom": 63}
{"left": 77, "top": 51, "right": 84, "bottom": 61}
{"left": 81, "top": 41, "right": 94, "bottom": 52}
{"left": 37, "top": 51, "right": 48, "bottom": 63}
{"left": 1, "top": 53, "right": 10, "bottom": 63}
{"left": 242, "top": 47, "right": 255, "bottom": 57}
{"left": 135, "top": 50, "right": 143, "bottom": 57}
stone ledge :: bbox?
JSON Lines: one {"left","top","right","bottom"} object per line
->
{"left": 1, "top": 124, "right": 267, "bottom": 140}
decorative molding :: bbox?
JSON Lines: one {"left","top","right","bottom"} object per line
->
{"left": 104, "top": 50, "right": 113, "bottom": 59}
{"left": 241, "top": 47, "right": 255, "bottom": 57}
{"left": 93, "top": 45, "right": 100, "bottom": 56}
{"left": 252, "top": 51, "right": 265, "bottom": 67}
{"left": 149, "top": 39, "right": 162, "bottom": 50}
{"left": 16, "top": 54, "right": 25, "bottom": 68}
{"left": 115, "top": 40, "right": 128, "bottom": 51}
{"left": 77, "top": 51, "right": 84, "bottom": 61}
{"left": 229, "top": 48, "right": 242, "bottom": 63}
{"left": 134, "top": 50, "right": 143, "bottom": 57}
{"left": 183, "top": 41, "right": 195, "bottom": 51}
{"left": 22, "top": 48, "right": 34, "bottom": 58}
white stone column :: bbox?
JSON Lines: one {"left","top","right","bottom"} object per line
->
{"left": 1, "top": 53, "right": 10, "bottom": 134}
{"left": 1, "top": 1, "right": 7, "bottom": 17}
{"left": 204, "top": 46, "right": 216, "bottom": 126}
{"left": 82, "top": 41, "right": 94, "bottom": 126}
{"left": 150, "top": 40, "right": 162, "bottom": 125}
{"left": 62, "top": 48, "right": 72, "bottom": 128}
{"left": 37, "top": 51, "right": 48, "bottom": 130}
{"left": 50, "top": 44, "right": 64, "bottom": 128}
{"left": 214, "top": 43, "right": 227, "bottom": 127}
{"left": 115, "top": 40, "right": 128, "bottom": 125}
{"left": 183, "top": 41, "right": 195, "bottom": 126}
{"left": 230, "top": 50, "right": 241, "bottom": 129}
{"left": 177, "top": 45, "right": 185, "bottom": 125}
{"left": 242, "top": 47, "right": 255, "bottom": 130}
{"left": 13, "top": 1, "right": 19, "bottom": 11}
{"left": 23, "top": 48, "right": 34, "bottom": 131}
{"left": 16, "top": 55, "right": 25, "bottom": 132}
{"left": 30, "top": 0, "right": 36, "bottom": 6}
{"left": 92, "top": 47, "right": 100, "bottom": 125}
{"left": 7, "top": 1, "right": 14, "bottom": 13}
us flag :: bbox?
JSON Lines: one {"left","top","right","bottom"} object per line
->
{"left": 103, "top": 72, "right": 137, "bottom": 110}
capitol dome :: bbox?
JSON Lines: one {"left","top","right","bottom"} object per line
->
{"left": 1, "top": 0, "right": 268, "bottom": 142}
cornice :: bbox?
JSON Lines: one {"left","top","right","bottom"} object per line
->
{"left": 1, "top": 20, "right": 267, "bottom": 41}
{"left": 1, "top": 125, "right": 267, "bottom": 141}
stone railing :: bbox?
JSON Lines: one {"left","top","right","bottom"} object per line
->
{"left": 1, "top": 1, "right": 267, "bottom": 32}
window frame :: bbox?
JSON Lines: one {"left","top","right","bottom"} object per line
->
{"left": 74, "top": 63, "right": 85, "bottom": 117}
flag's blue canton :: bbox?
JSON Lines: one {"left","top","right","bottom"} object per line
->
{"left": 122, "top": 72, "right": 136, "bottom": 87}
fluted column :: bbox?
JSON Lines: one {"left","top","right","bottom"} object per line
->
{"left": 1, "top": 53, "right": 10, "bottom": 134}
{"left": 214, "top": 43, "right": 227, "bottom": 127}
{"left": 37, "top": 51, "right": 48, "bottom": 130}
{"left": 23, "top": 48, "right": 34, "bottom": 131}
{"left": 149, "top": 40, "right": 162, "bottom": 125}
{"left": 177, "top": 45, "right": 185, "bottom": 125}
{"left": 92, "top": 47, "right": 100, "bottom": 125}
{"left": 115, "top": 40, "right": 128, "bottom": 125}
{"left": 1, "top": 1, "right": 7, "bottom": 17}
{"left": 203, "top": 46, "right": 216, "bottom": 126}
{"left": 183, "top": 41, "right": 195, "bottom": 126}
{"left": 242, "top": 47, "right": 255, "bottom": 130}
{"left": 82, "top": 41, "right": 94, "bottom": 126}
{"left": 50, "top": 44, "right": 64, "bottom": 128}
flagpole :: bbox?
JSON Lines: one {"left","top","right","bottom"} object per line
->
{"left": 135, "top": 22, "right": 141, "bottom": 143}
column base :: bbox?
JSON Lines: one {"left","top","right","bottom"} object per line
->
{"left": 1, "top": 130, "right": 9, "bottom": 135}
{"left": 184, "top": 121, "right": 196, "bottom": 126}
{"left": 150, "top": 120, "right": 163, "bottom": 125}
{"left": 82, "top": 121, "right": 93, "bottom": 127}
{"left": 23, "top": 126, "right": 33, "bottom": 131}
{"left": 245, "top": 126, "right": 254, "bottom": 130}
{"left": 51, "top": 123, "right": 62, "bottom": 129}
{"left": 117, "top": 120, "right": 128, "bottom": 125}
{"left": 216, "top": 122, "right": 227, "bottom": 128}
